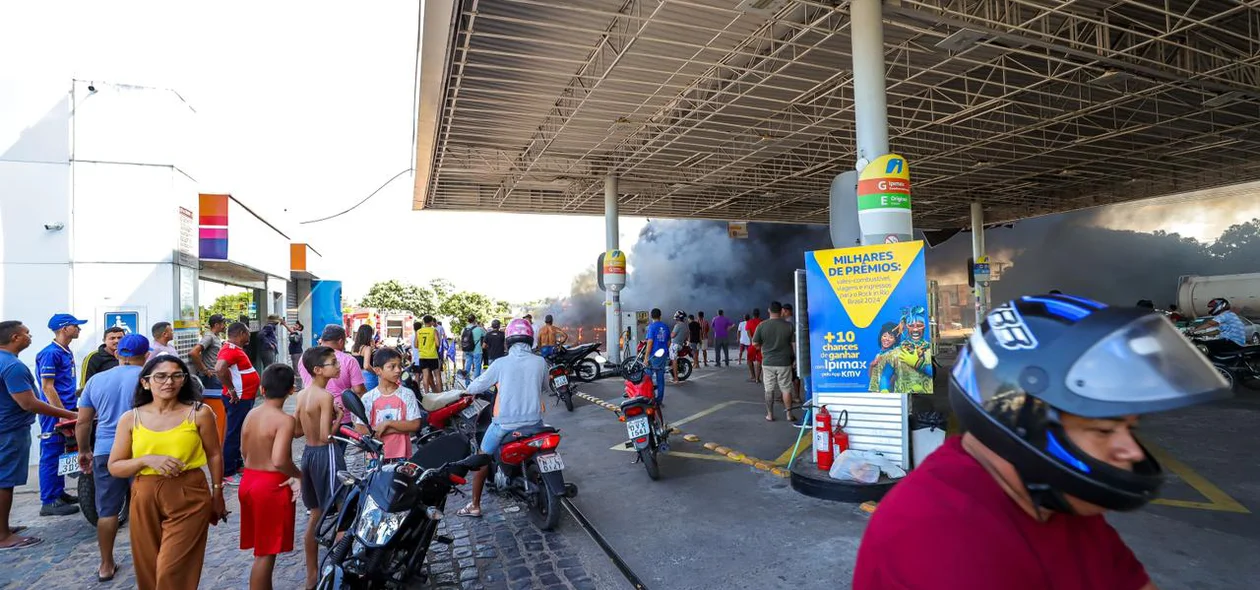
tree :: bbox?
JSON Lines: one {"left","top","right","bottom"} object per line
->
{"left": 358, "top": 280, "right": 438, "bottom": 316}
{"left": 428, "top": 278, "right": 455, "bottom": 302}
{"left": 200, "top": 292, "right": 252, "bottom": 323}
{"left": 439, "top": 291, "right": 512, "bottom": 336}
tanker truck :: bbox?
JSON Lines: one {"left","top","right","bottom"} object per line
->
{"left": 1176, "top": 273, "right": 1260, "bottom": 319}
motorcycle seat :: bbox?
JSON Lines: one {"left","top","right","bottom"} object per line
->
{"left": 500, "top": 424, "right": 558, "bottom": 443}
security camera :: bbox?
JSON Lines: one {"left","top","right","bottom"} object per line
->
{"left": 87, "top": 84, "right": 96, "bottom": 92}
{"left": 44, "top": 222, "right": 65, "bottom": 231}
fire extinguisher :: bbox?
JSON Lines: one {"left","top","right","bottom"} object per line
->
{"left": 815, "top": 405, "right": 834, "bottom": 471}
{"left": 833, "top": 409, "right": 850, "bottom": 456}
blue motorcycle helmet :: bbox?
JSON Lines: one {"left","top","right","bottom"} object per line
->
{"left": 950, "top": 293, "right": 1231, "bottom": 513}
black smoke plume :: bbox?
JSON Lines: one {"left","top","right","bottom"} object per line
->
{"left": 539, "top": 206, "right": 1260, "bottom": 331}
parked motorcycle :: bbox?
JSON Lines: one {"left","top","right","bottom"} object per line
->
{"left": 1188, "top": 336, "right": 1260, "bottom": 390}
{"left": 459, "top": 384, "right": 577, "bottom": 531}
{"left": 635, "top": 340, "right": 693, "bottom": 381}
{"left": 545, "top": 343, "right": 602, "bottom": 382}
{"left": 547, "top": 361, "right": 576, "bottom": 412}
{"left": 318, "top": 393, "right": 491, "bottom": 590}
{"left": 618, "top": 350, "right": 669, "bottom": 480}
{"left": 42, "top": 419, "right": 127, "bottom": 527}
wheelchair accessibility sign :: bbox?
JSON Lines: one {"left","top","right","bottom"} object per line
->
{"left": 104, "top": 312, "right": 140, "bottom": 335}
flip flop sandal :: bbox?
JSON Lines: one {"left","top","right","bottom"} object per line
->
{"left": 8, "top": 526, "right": 26, "bottom": 534}
{"left": 0, "top": 536, "right": 42, "bottom": 551}
{"left": 455, "top": 503, "right": 482, "bottom": 518}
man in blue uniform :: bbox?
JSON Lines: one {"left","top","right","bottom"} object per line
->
{"left": 35, "top": 313, "right": 86, "bottom": 516}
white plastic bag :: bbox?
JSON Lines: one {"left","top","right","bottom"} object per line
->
{"left": 829, "top": 449, "right": 907, "bottom": 483}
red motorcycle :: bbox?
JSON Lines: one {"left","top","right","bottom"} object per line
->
{"left": 618, "top": 352, "right": 669, "bottom": 480}
{"left": 464, "top": 396, "right": 577, "bottom": 531}
{"left": 635, "top": 340, "right": 693, "bottom": 381}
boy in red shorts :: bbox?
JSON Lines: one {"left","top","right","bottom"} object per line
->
{"left": 239, "top": 364, "right": 301, "bottom": 590}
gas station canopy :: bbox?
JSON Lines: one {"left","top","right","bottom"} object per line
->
{"left": 415, "top": 0, "right": 1260, "bottom": 229}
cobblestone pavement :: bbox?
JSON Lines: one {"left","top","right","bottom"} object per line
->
{"left": 2, "top": 468, "right": 621, "bottom": 589}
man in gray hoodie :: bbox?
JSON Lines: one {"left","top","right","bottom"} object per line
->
{"left": 456, "top": 319, "right": 548, "bottom": 518}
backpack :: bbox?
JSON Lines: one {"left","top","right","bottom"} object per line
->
{"left": 461, "top": 326, "right": 476, "bottom": 352}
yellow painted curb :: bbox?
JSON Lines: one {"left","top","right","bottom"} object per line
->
{"left": 770, "top": 468, "right": 789, "bottom": 478}
{"left": 726, "top": 452, "right": 745, "bottom": 461}
{"left": 714, "top": 446, "right": 731, "bottom": 455}
{"left": 860, "top": 501, "right": 878, "bottom": 514}
{"left": 703, "top": 442, "right": 719, "bottom": 451}
{"left": 682, "top": 434, "right": 700, "bottom": 443}
{"left": 753, "top": 461, "right": 771, "bottom": 470}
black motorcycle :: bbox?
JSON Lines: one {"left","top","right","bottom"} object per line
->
{"left": 317, "top": 392, "right": 491, "bottom": 590}
{"left": 1189, "top": 336, "right": 1260, "bottom": 390}
{"left": 545, "top": 343, "right": 602, "bottom": 382}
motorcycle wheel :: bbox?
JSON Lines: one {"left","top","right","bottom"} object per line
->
{"left": 676, "top": 358, "right": 693, "bottom": 381}
{"left": 315, "top": 534, "right": 355, "bottom": 590}
{"left": 574, "top": 359, "right": 600, "bottom": 382}
{"left": 1217, "top": 366, "right": 1236, "bottom": 391}
{"left": 78, "top": 472, "right": 129, "bottom": 527}
{"left": 640, "top": 447, "right": 660, "bottom": 481}
{"left": 525, "top": 462, "right": 561, "bottom": 531}
{"left": 562, "top": 390, "right": 575, "bottom": 412}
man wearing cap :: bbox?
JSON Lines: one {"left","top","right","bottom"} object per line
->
{"left": 191, "top": 314, "right": 228, "bottom": 444}
{"left": 0, "top": 321, "right": 77, "bottom": 550}
{"left": 298, "top": 324, "right": 366, "bottom": 426}
{"left": 35, "top": 313, "right": 87, "bottom": 516}
{"left": 76, "top": 334, "right": 147, "bottom": 581}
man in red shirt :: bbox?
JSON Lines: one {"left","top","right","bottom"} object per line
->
{"left": 216, "top": 322, "right": 260, "bottom": 484}
{"left": 855, "top": 294, "right": 1231, "bottom": 590}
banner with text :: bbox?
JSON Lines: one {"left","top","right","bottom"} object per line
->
{"left": 804, "top": 241, "right": 933, "bottom": 394}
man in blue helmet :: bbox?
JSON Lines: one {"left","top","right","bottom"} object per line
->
{"left": 854, "top": 293, "right": 1231, "bottom": 589}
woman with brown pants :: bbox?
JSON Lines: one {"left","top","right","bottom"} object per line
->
{"left": 109, "top": 355, "right": 228, "bottom": 590}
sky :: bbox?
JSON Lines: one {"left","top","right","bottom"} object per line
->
{"left": 3, "top": 1, "right": 1258, "bottom": 309}
{"left": 0, "top": 0, "right": 646, "bottom": 305}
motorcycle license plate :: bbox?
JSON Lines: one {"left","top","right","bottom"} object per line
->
{"left": 536, "top": 452, "right": 565, "bottom": 474}
{"left": 552, "top": 374, "right": 569, "bottom": 388}
{"left": 626, "top": 416, "right": 650, "bottom": 439}
{"left": 57, "top": 452, "right": 79, "bottom": 476}
{"left": 461, "top": 399, "right": 489, "bottom": 420}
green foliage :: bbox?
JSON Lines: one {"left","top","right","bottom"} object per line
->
{"left": 357, "top": 279, "right": 512, "bottom": 335}
{"left": 440, "top": 291, "right": 512, "bottom": 335}
{"left": 359, "top": 280, "right": 438, "bottom": 316}
{"left": 200, "top": 292, "right": 252, "bottom": 323}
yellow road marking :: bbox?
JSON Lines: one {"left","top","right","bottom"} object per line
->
{"left": 774, "top": 438, "right": 812, "bottom": 466}
{"left": 1144, "top": 439, "right": 1250, "bottom": 514}
{"left": 608, "top": 446, "right": 736, "bottom": 462}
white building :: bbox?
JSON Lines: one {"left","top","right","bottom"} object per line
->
{"left": 1, "top": 79, "right": 333, "bottom": 464}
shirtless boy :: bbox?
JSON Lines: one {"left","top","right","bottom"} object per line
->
{"left": 294, "top": 346, "right": 344, "bottom": 589}
{"left": 239, "top": 364, "right": 301, "bottom": 590}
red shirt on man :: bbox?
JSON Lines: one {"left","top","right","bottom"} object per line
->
{"left": 218, "top": 341, "right": 260, "bottom": 401}
{"left": 854, "top": 437, "right": 1150, "bottom": 590}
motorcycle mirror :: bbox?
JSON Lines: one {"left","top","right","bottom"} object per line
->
{"left": 341, "top": 391, "right": 371, "bottom": 427}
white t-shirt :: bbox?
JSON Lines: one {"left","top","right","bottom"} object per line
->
{"left": 739, "top": 321, "right": 751, "bottom": 346}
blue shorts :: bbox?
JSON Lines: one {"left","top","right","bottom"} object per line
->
{"left": 0, "top": 428, "right": 31, "bottom": 488}
{"left": 480, "top": 421, "right": 544, "bottom": 457}
{"left": 93, "top": 454, "right": 130, "bottom": 517}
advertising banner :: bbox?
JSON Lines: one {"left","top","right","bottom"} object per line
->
{"left": 804, "top": 241, "right": 933, "bottom": 394}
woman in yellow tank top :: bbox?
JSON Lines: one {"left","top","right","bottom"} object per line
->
{"left": 108, "top": 356, "right": 227, "bottom": 590}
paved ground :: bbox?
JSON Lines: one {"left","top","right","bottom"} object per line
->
{"left": 554, "top": 359, "right": 1260, "bottom": 589}
{"left": 1, "top": 431, "right": 623, "bottom": 589}
{"left": 5, "top": 358, "right": 1257, "bottom": 589}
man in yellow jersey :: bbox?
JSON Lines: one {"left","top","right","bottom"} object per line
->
{"left": 414, "top": 315, "right": 442, "bottom": 393}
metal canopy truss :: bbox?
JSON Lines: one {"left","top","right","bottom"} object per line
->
{"left": 415, "top": 0, "right": 1260, "bottom": 228}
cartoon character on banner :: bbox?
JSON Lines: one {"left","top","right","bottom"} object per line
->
{"left": 894, "top": 305, "right": 933, "bottom": 393}
{"left": 868, "top": 322, "right": 901, "bottom": 393}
